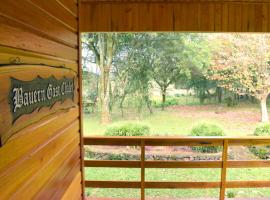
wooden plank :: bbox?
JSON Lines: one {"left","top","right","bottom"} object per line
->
{"left": 29, "top": 0, "right": 78, "bottom": 32}
{"left": 82, "top": 0, "right": 270, "bottom": 3}
{"left": 86, "top": 180, "right": 270, "bottom": 190}
{"left": 256, "top": 4, "right": 264, "bottom": 31}
{"left": 241, "top": 3, "right": 249, "bottom": 31}
{"left": 145, "top": 161, "right": 222, "bottom": 168}
{"left": 84, "top": 160, "right": 141, "bottom": 168}
{"left": 84, "top": 160, "right": 270, "bottom": 168}
{"left": 85, "top": 180, "right": 141, "bottom": 188}
{"left": 0, "top": 46, "right": 77, "bottom": 72}
{"left": 33, "top": 151, "right": 80, "bottom": 199}
{"left": 80, "top": 1, "right": 270, "bottom": 32}
{"left": 262, "top": 4, "right": 268, "bottom": 32}
{"left": 111, "top": 3, "right": 140, "bottom": 31}
{"left": 247, "top": 3, "right": 256, "bottom": 31}
{"left": 0, "top": 108, "right": 78, "bottom": 173}
{"left": 9, "top": 138, "right": 80, "bottom": 199}
{"left": 145, "top": 181, "right": 221, "bottom": 189}
{"left": 0, "top": 16, "right": 77, "bottom": 61}
{"left": 78, "top": 1, "right": 85, "bottom": 197}
{"left": 141, "top": 140, "right": 145, "bottom": 200}
{"left": 84, "top": 136, "right": 270, "bottom": 146}
{"left": 84, "top": 137, "right": 141, "bottom": 146}
{"left": 220, "top": 140, "right": 229, "bottom": 200}
{"left": 0, "top": 121, "right": 80, "bottom": 199}
{"left": 174, "top": 3, "right": 200, "bottom": 31}
{"left": 214, "top": 3, "right": 223, "bottom": 31}
{"left": 83, "top": 3, "right": 112, "bottom": 32}
{"left": 57, "top": 0, "right": 78, "bottom": 16}
{"left": 61, "top": 172, "right": 82, "bottom": 200}
{"left": 227, "top": 180, "right": 270, "bottom": 188}
{"left": 228, "top": 138, "right": 270, "bottom": 146}
{"left": 0, "top": 0, "right": 77, "bottom": 47}
{"left": 150, "top": 3, "right": 174, "bottom": 31}
{"left": 138, "top": 3, "right": 153, "bottom": 31}
{"left": 228, "top": 160, "right": 270, "bottom": 168}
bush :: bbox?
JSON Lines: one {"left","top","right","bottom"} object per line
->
{"left": 105, "top": 123, "right": 150, "bottom": 137}
{"left": 254, "top": 123, "right": 270, "bottom": 136}
{"left": 249, "top": 146, "right": 269, "bottom": 159}
{"left": 226, "top": 191, "right": 236, "bottom": 198}
{"left": 190, "top": 123, "right": 225, "bottom": 153}
{"left": 153, "top": 97, "right": 180, "bottom": 108}
{"left": 249, "top": 123, "right": 270, "bottom": 159}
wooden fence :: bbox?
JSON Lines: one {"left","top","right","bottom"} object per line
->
{"left": 84, "top": 136, "right": 270, "bottom": 200}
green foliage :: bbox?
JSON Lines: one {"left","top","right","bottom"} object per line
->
{"left": 249, "top": 146, "right": 269, "bottom": 159}
{"left": 249, "top": 123, "right": 270, "bottom": 159}
{"left": 226, "top": 191, "right": 237, "bottom": 198}
{"left": 153, "top": 98, "right": 180, "bottom": 108}
{"left": 224, "top": 96, "right": 238, "bottom": 107}
{"left": 190, "top": 123, "right": 225, "bottom": 153}
{"left": 254, "top": 123, "right": 270, "bottom": 136}
{"left": 105, "top": 123, "right": 150, "bottom": 137}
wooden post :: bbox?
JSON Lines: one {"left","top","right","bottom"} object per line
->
{"left": 141, "top": 139, "right": 145, "bottom": 200}
{"left": 220, "top": 140, "right": 229, "bottom": 200}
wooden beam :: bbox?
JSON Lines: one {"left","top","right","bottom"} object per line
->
{"left": 84, "top": 136, "right": 270, "bottom": 146}
{"left": 227, "top": 181, "right": 270, "bottom": 188}
{"left": 81, "top": 0, "right": 270, "bottom": 4}
{"left": 220, "top": 140, "right": 229, "bottom": 200}
{"left": 85, "top": 180, "right": 141, "bottom": 188}
{"left": 145, "top": 181, "right": 221, "bottom": 189}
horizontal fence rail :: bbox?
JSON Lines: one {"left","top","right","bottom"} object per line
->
{"left": 83, "top": 136, "right": 270, "bottom": 200}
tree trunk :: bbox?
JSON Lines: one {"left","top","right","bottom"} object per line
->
{"left": 119, "top": 94, "right": 126, "bottom": 118}
{"left": 98, "top": 33, "right": 113, "bottom": 124}
{"left": 144, "top": 95, "right": 153, "bottom": 114}
{"left": 260, "top": 95, "right": 269, "bottom": 123}
{"left": 161, "top": 88, "right": 166, "bottom": 111}
{"left": 217, "top": 87, "right": 222, "bottom": 103}
{"left": 100, "top": 68, "right": 111, "bottom": 124}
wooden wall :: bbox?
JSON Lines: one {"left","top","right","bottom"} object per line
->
{"left": 0, "top": 0, "right": 83, "bottom": 199}
{"left": 80, "top": 0, "right": 270, "bottom": 32}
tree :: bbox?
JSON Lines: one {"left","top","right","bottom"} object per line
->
{"left": 208, "top": 34, "right": 270, "bottom": 122}
{"left": 82, "top": 33, "right": 116, "bottom": 124}
{"left": 149, "top": 34, "right": 182, "bottom": 110}
{"left": 174, "top": 34, "right": 214, "bottom": 104}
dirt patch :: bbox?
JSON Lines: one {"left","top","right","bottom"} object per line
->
{"left": 86, "top": 145, "right": 260, "bottom": 161}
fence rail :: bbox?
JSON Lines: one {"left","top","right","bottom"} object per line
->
{"left": 84, "top": 136, "right": 270, "bottom": 200}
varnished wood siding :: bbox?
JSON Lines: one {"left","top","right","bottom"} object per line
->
{"left": 0, "top": 0, "right": 83, "bottom": 199}
{"left": 80, "top": 0, "right": 270, "bottom": 32}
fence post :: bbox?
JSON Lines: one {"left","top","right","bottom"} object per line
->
{"left": 220, "top": 139, "right": 229, "bottom": 200}
{"left": 141, "top": 139, "right": 145, "bottom": 200}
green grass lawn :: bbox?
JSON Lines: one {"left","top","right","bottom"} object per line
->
{"left": 83, "top": 102, "right": 266, "bottom": 137}
{"left": 85, "top": 167, "right": 270, "bottom": 198}
{"left": 84, "top": 101, "right": 270, "bottom": 199}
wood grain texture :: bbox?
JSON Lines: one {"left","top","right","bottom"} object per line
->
{"left": 29, "top": 0, "right": 78, "bottom": 32}
{"left": 0, "top": 46, "right": 78, "bottom": 72}
{"left": 81, "top": 1, "right": 270, "bottom": 32}
{"left": 0, "top": 16, "right": 77, "bottom": 61}
{"left": 0, "top": 0, "right": 82, "bottom": 199}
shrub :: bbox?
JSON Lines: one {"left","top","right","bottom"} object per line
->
{"left": 226, "top": 191, "right": 236, "bottom": 198}
{"left": 105, "top": 123, "right": 150, "bottom": 137}
{"left": 249, "top": 146, "right": 269, "bottom": 159}
{"left": 190, "top": 123, "right": 225, "bottom": 153}
{"left": 249, "top": 123, "right": 270, "bottom": 159}
{"left": 254, "top": 123, "right": 270, "bottom": 136}
{"left": 153, "top": 98, "right": 180, "bottom": 108}
{"left": 224, "top": 93, "right": 238, "bottom": 107}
